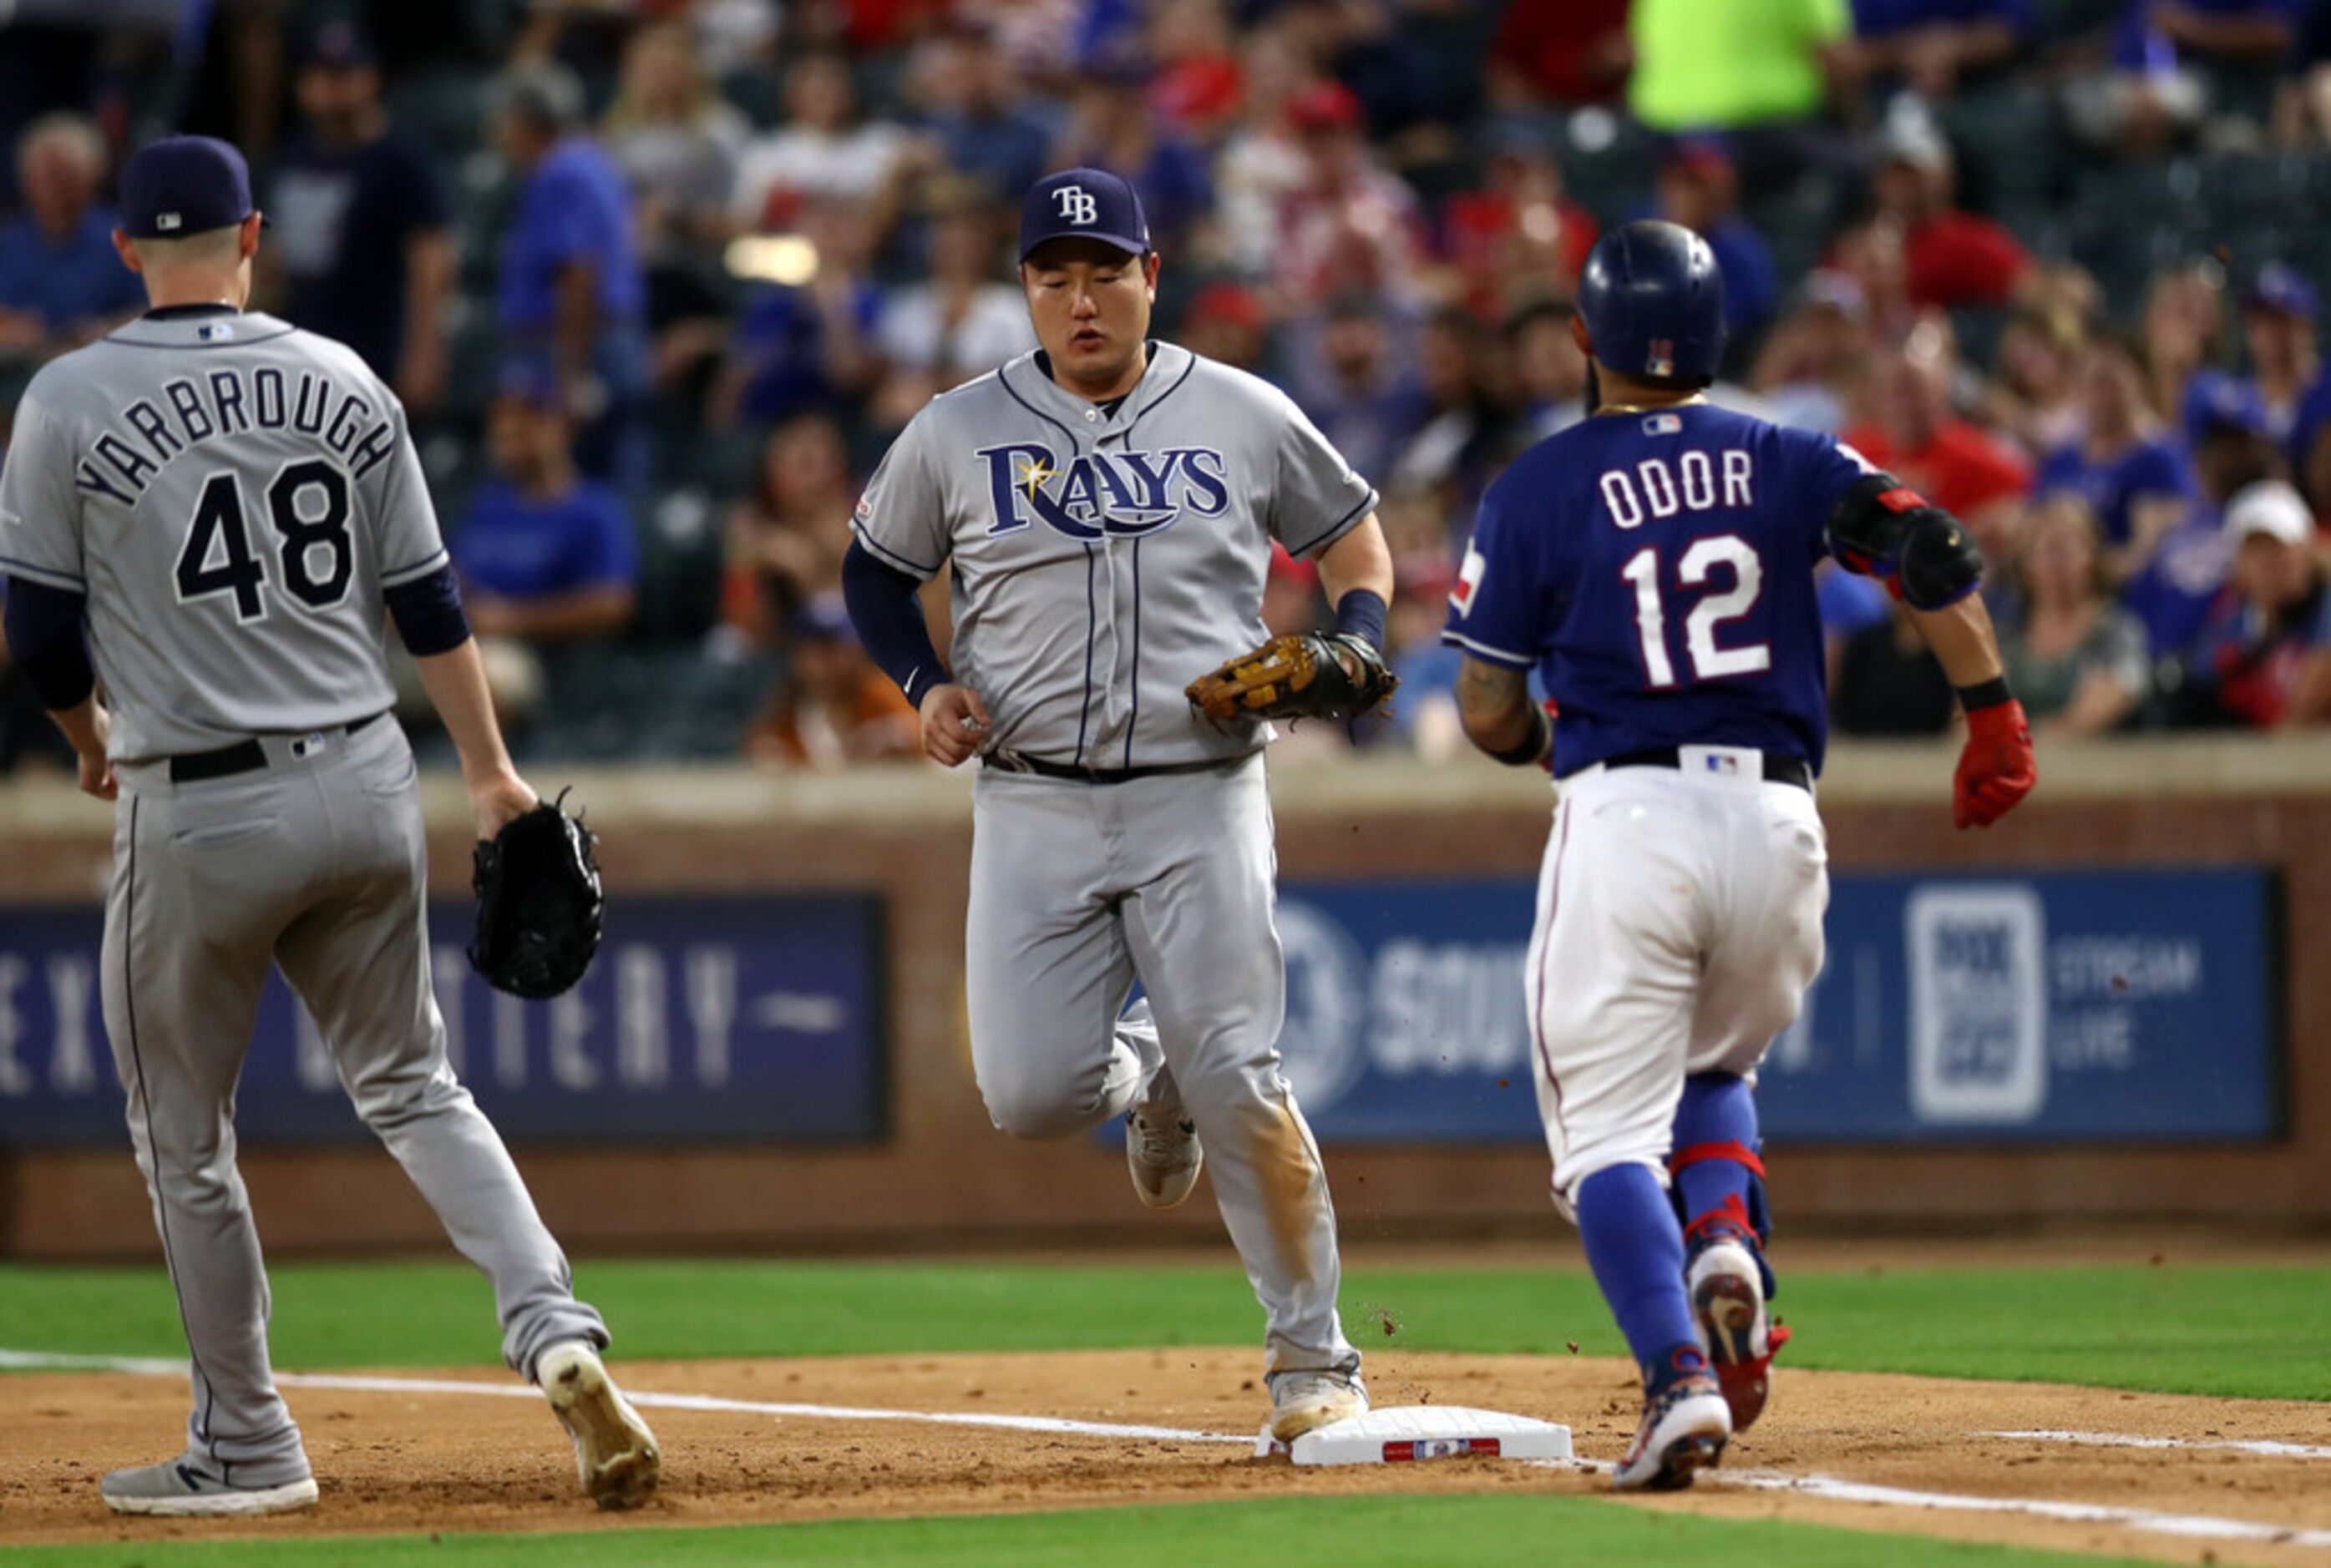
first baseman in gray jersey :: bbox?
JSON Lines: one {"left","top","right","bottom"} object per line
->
{"left": 841, "top": 167, "right": 1397, "bottom": 1442}
{"left": 0, "top": 136, "right": 658, "bottom": 1516}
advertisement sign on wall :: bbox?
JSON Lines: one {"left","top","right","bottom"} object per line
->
{"left": 1265, "top": 868, "right": 2280, "bottom": 1146}
{"left": 0, "top": 895, "right": 885, "bottom": 1146}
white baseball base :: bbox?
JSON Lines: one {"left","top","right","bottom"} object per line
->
{"left": 1254, "top": 1405, "right": 1574, "bottom": 1466}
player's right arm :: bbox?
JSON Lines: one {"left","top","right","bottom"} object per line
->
{"left": 0, "top": 380, "right": 113, "bottom": 798}
{"left": 1820, "top": 453, "right": 2035, "bottom": 828}
{"left": 840, "top": 413, "right": 983, "bottom": 766}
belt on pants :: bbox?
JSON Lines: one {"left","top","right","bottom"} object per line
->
{"left": 1604, "top": 746, "right": 1813, "bottom": 793}
{"left": 166, "top": 711, "right": 385, "bottom": 784}
{"left": 983, "top": 749, "right": 1254, "bottom": 786}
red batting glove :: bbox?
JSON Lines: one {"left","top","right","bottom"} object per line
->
{"left": 1953, "top": 699, "right": 2035, "bottom": 829}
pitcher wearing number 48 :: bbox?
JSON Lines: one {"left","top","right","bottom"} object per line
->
{"left": 1442, "top": 222, "right": 2036, "bottom": 1492}
{"left": 0, "top": 137, "right": 657, "bottom": 1516}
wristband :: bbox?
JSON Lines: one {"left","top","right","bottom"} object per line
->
{"left": 1333, "top": 588, "right": 1387, "bottom": 651}
{"left": 1955, "top": 675, "right": 2014, "bottom": 711}
{"left": 1488, "top": 704, "right": 1553, "bottom": 768}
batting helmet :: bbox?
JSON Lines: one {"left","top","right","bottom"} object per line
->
{"left": 1577, "top": 220, "right": 1726, "bottom": 382}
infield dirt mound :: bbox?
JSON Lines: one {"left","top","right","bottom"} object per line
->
{"left": 4, "top": 1349, "right": 2328, "bottom": 1565}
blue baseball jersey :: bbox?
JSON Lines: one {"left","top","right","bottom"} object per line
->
{"left": 1442, "top": 402, "right": 1875, "bottom": 776}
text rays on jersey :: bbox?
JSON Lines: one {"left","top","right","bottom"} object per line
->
{"left": 72, "top": 363, "right": 398, "bottom": 506}
{"left": 975, "top": 441, "right": 1230, "bottom": 541}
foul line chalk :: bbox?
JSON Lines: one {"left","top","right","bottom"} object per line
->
{"left": 1988, "top": 1429, "right": 2331, "bottom": 1462}
{"left": 0, "top": 1348, "right": 1250, "bottom": 1446}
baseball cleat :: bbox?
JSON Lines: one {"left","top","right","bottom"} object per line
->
{"left": 537, "top": 1341, "right": 661, "bottom": 1510}
{"left": 1267, "top": 1370, "right": 1369, "bottom": 1441}
{"left": 1688, "top": 1235, "right": 1790, "bottom": 1433}
{"left": 1613, "top": 1371, "right": 1731, "bottom": 1492}
{"left": 100, "top": 1454, "right": 319, "bottom": 1517}
{"left": 1126, "top": 1105, "right": 1204, "bottom": 1210}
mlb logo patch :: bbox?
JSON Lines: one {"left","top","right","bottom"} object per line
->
{"left": 1703, "top": 754, "right": 1741, "bottom": 776}
{"left": 1646, "top": 337, "right": 1675, "bottom": 377}
{"left": 1642, "top": 413, "right": 1682, "bottom": 436}
{"left": 198, "top": 322, "right": 235, "bottom": 342}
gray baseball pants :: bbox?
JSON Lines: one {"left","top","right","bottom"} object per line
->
{"left": 103, "top": 716, "right": 605, "bottom": 1479}
{"left": 965, "top": 752, "right": 1359, "bottom": 1381}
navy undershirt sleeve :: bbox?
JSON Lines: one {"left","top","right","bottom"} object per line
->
{"left": 384, "top": 562, "right": 474, "bottom": 656}
{"left": 842, "top": 539, "right": 947, "bottom": 704}
{"left": 2, "top": 575, "right": 96, "bottom": 711}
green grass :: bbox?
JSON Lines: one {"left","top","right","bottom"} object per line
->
{"left": 1, "top": 1256, "right": 2323, "bottom": 1400}
{"left": 0, "top": 1495, "right": 2161, "bottom": 1567}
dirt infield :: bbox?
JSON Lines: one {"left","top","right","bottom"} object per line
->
{"left": 5, "top": 1349, "right": 2328, "bottom": 1564}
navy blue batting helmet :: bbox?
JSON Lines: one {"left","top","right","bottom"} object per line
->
{"left": 1577, "top": 220, "right": 1725, "bottom": 382}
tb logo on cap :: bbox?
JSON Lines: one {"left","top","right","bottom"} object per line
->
{"left": 1053, "top": 185, "right": 1097, "bottom": 225}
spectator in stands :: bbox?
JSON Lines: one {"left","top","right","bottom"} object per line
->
{"left": 2141, "top": 263, "right": 2226, "bottom": 426}
{"left": 732, "top": 53, "right": 912, "bottom": 233}
{"left": 1650, "top": 137, "right": 1780, "bottom": 342}
{"left": 1512, "top": 296, "right": 1592, "bottom": 437}
{"left": 1832, "top": 599, "right": 1960, "bottom": 733}
{"left": 602, "top": 21, "right": 747, "bottom": 301}
{"left": 2127, "top": 377, "right": 2270, "bottom": 658}
{"left": 910, "top": 21, "right": 1055, "bottom": 200}
{"left": 493, "top": 63, "right": 651, "bottom": 494}
{"left": 1979, "top": 305, "right": 2088, "bottom": 457}
{"left": 2065, "top": 1, "right": 2298, "bottom": 150}
{"left": 1629, "top": 0, "right": 1857, "bottom": 190}
{"left": 2035, "top": 334, "right": 2197, "bottom": 584}
{"left": 1844, "top": 0, "right": 2032, "bottom": 100}
{"left": 1145, "top": 0, "right": 1248, "bottom": 140}
{"left": 1842, "top": 319, "right": 2031, "bottom": 559}
{"left": 1870, "top": 114, "right": 2032, "bottom": 311}
{"left": 266, "top": 25, "right": 452, "bottom": 412}
{"left": 744, "top": 595, "right": 920, "bottom": 768}
{"left": 2001, "top": 493, "right": 2153, "bottom": 734}
{"left": 2234, "top": 263, "right": 2318, "bottom": 444}
{"left": 871, "top": 182, "right": 1036, "bottom": 430}
{"left": 0, "top": 114, "right": 144, "bottom": 362}
{"left": 1211, "top": 26, "right": 1315, "bottom": 281}
{"left": 1751, "top": 275, "right": 1872, "bottom": 432}
{"left": 720, "top": 194, "right": 885, "bottom": 428}
{"left": 1441, "top": 123, "right": 1599, "bottom": 316}
{"left": 722, "top": 412, "right": 858, "bottom": 646}
{"left": 1178, "top": 281, "right": 1269, "bottom": 375}
{"left": 452, "top": 367, "right": 641, "bottom": 647}
{"left": 1272, "top": 81, "right": 1432, "bottom": 311}
{"left": 1487, "top": 0, "right": 1633, "bottom": 108}
{"left": 1288, "top": 292, "right": 1430, "bottom": 489}
{"left": 2179, "top": 478, "right": 2331, "bottom": 726}
{"left": 1385, "top": 305, "right": 1526, "bottom": 518}
{"left": 1822, "top": 213, "right": 1918, "bottom": 344}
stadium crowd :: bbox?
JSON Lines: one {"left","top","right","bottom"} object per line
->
{"left": 3, "top": 0, "right": 2331, "bottom": 775}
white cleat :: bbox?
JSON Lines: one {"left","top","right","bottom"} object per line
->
{"left": 99, "top": 1454, "right": 319, "bottom": 1517}
{"left": 1126, "top": 1106, "right": 1204, "bottom": 1210}
{"left": 1612, "top": 1373, "right": 1731, "bottom": 1492}
{"left": 1268, "top": 1370, "right": 1370, "bottom": 1442}
{"left": 1688, "top": 1235, "right": 1790, "bottom": 1434}
{"left": 536, "top": 1341, "right": 662, "bottom": 1510}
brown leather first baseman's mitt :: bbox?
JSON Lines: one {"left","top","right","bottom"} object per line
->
{"left": 1186, "top": 632, "right": 1399, "bottom": 723}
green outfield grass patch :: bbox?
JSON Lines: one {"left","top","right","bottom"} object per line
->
{"left": 0, "top": 1494, "right": 2160, "bottom": 1567}
{"left": 2, "top": 1257, "right": 2323, "bottom": 1400}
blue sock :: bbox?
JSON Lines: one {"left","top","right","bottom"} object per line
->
{"left": 1576, "top": 1164, "right": 1702, "bottom": 1383}
{"left": 1671, "top": 1073, "right": 1761, "bottom": 1237}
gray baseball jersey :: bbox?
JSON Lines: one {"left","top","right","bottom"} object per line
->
{"left": 0, "top": 310, "right": 444, "bottom": 761}
{"left": 849, "top": 341, "right": 1380, "bottom": 767}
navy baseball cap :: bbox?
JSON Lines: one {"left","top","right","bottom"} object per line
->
{"left": 2245, "top": 261, "right": 2318, "bottom": 321}
{"left": 1018, "top": 168, "right": 1150, "bottom": 263}
{"left": 119, "top": 135, "right": 261, "bottom": 240}
{"left": 304, "top": 20, "right": 377, "bottom": 68}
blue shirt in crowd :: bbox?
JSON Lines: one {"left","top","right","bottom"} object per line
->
{"left": 1852, "top": 0, "right": 2034, "bottom": 37}
{"left": 2032, "top": 437, "right": 2194, "bottom": 546}
{"left": 922, "top": 109, "right": 1056, "bottom": 204}
{"left": 0, "top": 206, "right": 144, "bottom": 334}
{"left": 453, "top": 478, "right": 640, "bottom": 602}
{"left": 2113, "top": 0, "right": 2298, "bottom": 67}
{"left": 269, "top": 129, "right": 448, "bottom": 381}
{"left": 496, "top": 137, "right": 645, "bottom": 336}
{"left": 732, "top": 280, "right": 884, "bottom": 427}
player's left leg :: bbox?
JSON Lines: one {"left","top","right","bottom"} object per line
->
{"left": 1111, "top": 755, "right": 1361, "bottom": 1439}
{"left": 272, "top": 726, "right": 656, "bottom": 1507}
{"left": 1676, "top": 782, "right": 1829, "bottom": 1433}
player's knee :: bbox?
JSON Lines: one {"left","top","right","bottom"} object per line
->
{"left": 980, "top": 1078, "right": 1094, "bottom": 1141}
{"left": 1553, "top": 1145, "right": 1670, "bottom": 1221}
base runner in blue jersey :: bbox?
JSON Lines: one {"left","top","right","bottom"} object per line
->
{"left": 1442, "top": 221, "right": 2036, "bottom": 1492}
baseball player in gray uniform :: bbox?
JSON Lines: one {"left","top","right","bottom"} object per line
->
{"left": 0, "top": 137, "right": 658, "bottom": 1516}
{"left": 841, "top": 167, "right": 1396, "bottom": 1440}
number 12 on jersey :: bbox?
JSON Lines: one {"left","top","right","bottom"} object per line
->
{"left": 1619, "top": 534, "right": 1771, "bottom": 689}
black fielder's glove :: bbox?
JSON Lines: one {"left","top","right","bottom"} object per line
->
{"left": 469, "top": 789, "right": 604, "bottom": 999}
{"left": 1187, "top": 632, "right": 1399, "bottom": 723}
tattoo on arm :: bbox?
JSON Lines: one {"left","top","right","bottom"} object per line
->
{"left": 1457, "top": 657, "right": 1528, "bottom": 719}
